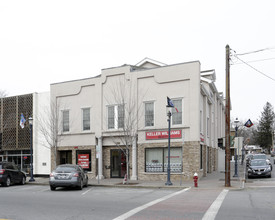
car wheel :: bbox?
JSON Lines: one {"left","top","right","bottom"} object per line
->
{"left": 85, "top": 177, "right": 88, "bottom": 187}
{"left": 50, "top": 185, "right": 56, "bottom": 191}
{"left": 78, "top": 179, "right": 83, "bottom": 190}
{"left": 4, "top": 176, "right": 11, "bottom": 187}
{"left": 20, "top": 176, "right": 26, "bottom": 185}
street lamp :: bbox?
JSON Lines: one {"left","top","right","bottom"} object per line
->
{"left": 165, "top": 104, "right": 173, "bottom": 186}
{"left": 233, "top": 117, "right": 239, "bottom": 177}
{"left": 29, "top": 117, "right": 35, "bottom": 182}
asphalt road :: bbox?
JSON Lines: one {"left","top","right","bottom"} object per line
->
{"left": 1, "top": 182, "right": 275, "bottom": 220}
{"left": 0, "top": 185, "right": 181, "bottom": 220}
{"left": 216, "top": 187, "right": 275, "bottom": 220}
{"left": 1, "top": 159, "right": 275, "bottom": 220}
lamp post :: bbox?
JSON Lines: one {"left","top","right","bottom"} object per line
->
{"left": 233, "top": 118, "right": 239, "bottom": 177}
{"left": 165, "top": 105, "right": 173, "bottom": 186}
{"left": 29, "top": 117, "right": 35, "bottom": 182}
{"left": 241, "top": 146, "right": 245, "bottom": 165}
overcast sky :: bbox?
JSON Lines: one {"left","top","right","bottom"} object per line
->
{"left": 1, "top": 0, "right": 274, "bottom": 123}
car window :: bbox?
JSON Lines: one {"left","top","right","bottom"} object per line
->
{"left": 56, "top": 166, "right": 77, "bottom": 172}
{"left": 11, "top": 164, "right": 19, "bottom": 171}
{"left": 6, "top": 163, "right": 14, "bottom": 169}
{"left": 251, "top": 160, "right": 266, "bottom": 166}
{"left": 253, "top": 155, "right": 266, "bottom": 160}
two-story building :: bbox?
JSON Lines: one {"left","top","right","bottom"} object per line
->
{"left": 50, "top": 58, "right": 225, "bottom": 181}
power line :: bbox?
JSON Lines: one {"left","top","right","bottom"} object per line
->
{"left": 236, "top": 47, "right": 275, "bottom": 56}
{"left": 233, "top": 55, "right": 275, "bottom": 82}
{"left": 232, "top": 57, "right": 275, "bottom": 65}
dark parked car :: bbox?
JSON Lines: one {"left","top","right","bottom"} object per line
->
{"left": 247, "top": 159, "right": 272, "bottom": 178}
{"left": 49, "top": 164, "right": 88, "bottom": 190}
{"left": 246, "top": 154, "right": 254, "bottom": 164}
{"left": 251, "top": 154, "right": 272, "bottom": 170}
{"left": 0, "top": 161, "right": 27, "bottom": 187}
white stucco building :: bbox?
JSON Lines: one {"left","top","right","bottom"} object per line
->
{"left": 50, "top": 58, "right": 225, "bottom": 181}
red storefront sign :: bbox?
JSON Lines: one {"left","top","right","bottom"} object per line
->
{"left": 146, "top": 130, "right": 182, "bottom": 140}
{"left": 78, "top": 154, "right": 89, "bottom": 169}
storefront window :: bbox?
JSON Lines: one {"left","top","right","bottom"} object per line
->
{"left": 1, "top": 150, "right": 30, "bottom": 173}
{"left": 76, "top": 150, "right": 91, "bottom": 172}
{"left": 145, "top": 148, "right": 182, "bottom": 173}
{"left": 164, "top": 148, "right": 182, "bottom": 172}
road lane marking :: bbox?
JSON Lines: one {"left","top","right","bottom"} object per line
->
{"left": 113, "top": 187, "right": 190, "bottom": 220}
{"left": 202, "top": 189, "right": 229, "bottom": 220}
{"left": 82, "top": 188, "right": 93, "bottom": 195}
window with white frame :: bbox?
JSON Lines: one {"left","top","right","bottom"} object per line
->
{"left": 145, "top": 102, "right": 154, "bottom": 127}
{"left": 62, "top": 110, "right": 70, "bottom": 132}
{"left": 172, "top": 99, "right": 182, "bottom": 125}
{"left": 82, "top": 108, "right": 90, "bottom": 131}
{"left": 108, "top": 105, "right": 124, "bottom": 129}
{"left": 118, "top": 105, "right": 124, "bottom": 129}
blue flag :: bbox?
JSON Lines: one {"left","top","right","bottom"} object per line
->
{"left": 167, "top": 97, "right": 174, "bottom": 107}
{"left": 244, "top": 119, "right": 253, "bottom": 128}
{"left": 20, "top": 113, "right": 26, "bottom": 129}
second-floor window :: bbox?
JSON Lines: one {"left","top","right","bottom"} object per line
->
{"left": 62, "top": 110, "right": 69, "bottom": 132}
{"left": 145, "top": 102, "right": 154, "bottom": 127}
{"left": 108, "top": 105, "right": 124, "bottom": 129}
{"left": 172, "top": 99, "right": 182, "bottom": 125}
{"left": 82, "top": 108, "right": 90, "bottom": 131}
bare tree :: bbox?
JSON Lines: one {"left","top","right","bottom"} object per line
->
{"left": 36, "top": 99, "right": 63, "bottom": 169}
{"left": 105, "top": 75, "right": 146, "bottom": 183}
{"left": 0, "top": 90, "right": 8, "bottom": 98}
{"left": 232, "top": 118, "right": 258, "bottom": 145}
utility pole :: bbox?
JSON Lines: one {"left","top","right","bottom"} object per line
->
{"left": 225, "top": 45, "right": 231, "bottom": 187}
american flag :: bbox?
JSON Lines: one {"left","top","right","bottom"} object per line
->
{"left": 20, "top": 113, "right": 26, "bottom": 129}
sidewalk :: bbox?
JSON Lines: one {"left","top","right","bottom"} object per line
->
{"left": 27, "top": 162, "right": 246, "bottom": 190}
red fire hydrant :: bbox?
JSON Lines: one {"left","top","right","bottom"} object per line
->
{"left": 193, "top": 173, "right": 198, "bottom": 187}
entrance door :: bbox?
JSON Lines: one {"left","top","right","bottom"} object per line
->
{"left": 111, "top": 149, "right": 127, "bottom": 178}
{"left": 0, "top": 156, "right": 2, "bottom": 162}
{"left": 60, "top": 151, "right": 72, "bottom": 164}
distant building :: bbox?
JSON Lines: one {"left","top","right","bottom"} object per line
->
{"left": 0, "top": 92, "right": 51, "bottom": 175}
{"left": 246, "top": 145, "right": 262, "bottom": 153}
{"left": 51, "top": 58, "right": 225, "bottom": 181}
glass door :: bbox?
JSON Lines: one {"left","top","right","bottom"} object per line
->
{"left": 60, "top": 151, "right": 72, "bottom": 164}
{"left": 110, "top": 149, "right": 127, "bottom": 178}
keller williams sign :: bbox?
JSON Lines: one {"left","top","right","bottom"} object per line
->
{"left": 146, "top": 130, "right": 182, "bottom": 140}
